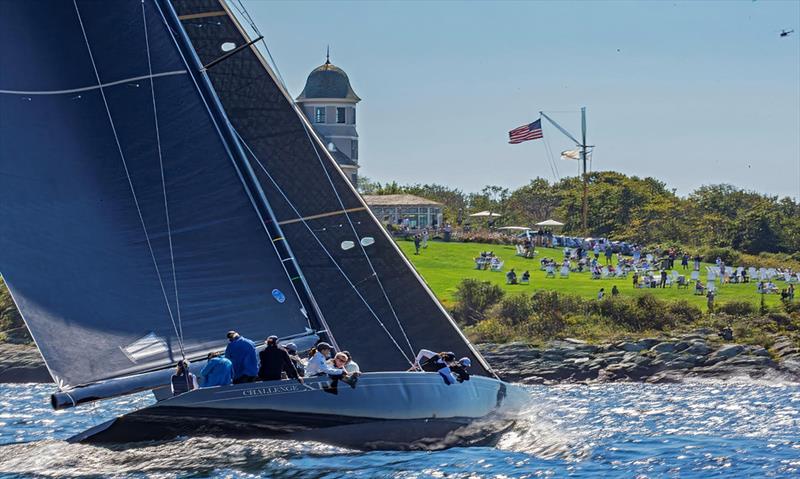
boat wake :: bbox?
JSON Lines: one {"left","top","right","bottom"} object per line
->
{"left": 496, "top": 393, "right": 593, "bottom": 461}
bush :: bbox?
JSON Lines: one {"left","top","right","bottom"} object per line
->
{"left": 464, "top": 317, "right": 516, "bottom": 343}
{"left": 452, "top": 279, "right": 505, "bottom": 326}
{"left": 667, "top": 300, "right": 703, "bottom": 324}
{"left": 718, "top": 300, "right": 756, "bottom": 317}
{"left": 530, "top": 290, "right": 586, "bottom": 317}
{"left": 495, "top": 295, "right": 534, "bottom": 325}
{"left": 701, "top": 247, "right": 741, "bottom": 265}
{"left": 522, "top": 313, "right": 566, "bottom": 339}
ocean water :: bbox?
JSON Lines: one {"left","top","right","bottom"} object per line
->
{"left": 0, "top": 381, "right": 798, "bottom": 478}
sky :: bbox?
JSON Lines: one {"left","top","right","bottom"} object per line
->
{"left": 240, "top": 0, "right": 800, "bottom": 199}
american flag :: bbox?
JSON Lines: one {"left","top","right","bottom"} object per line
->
{"left": 508, "top": 119, "right": 543, "bottom": 144}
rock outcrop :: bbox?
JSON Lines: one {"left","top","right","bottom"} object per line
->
{"left": 480, "top": 330, "right": 800, "bottom": 384}
{"left": 0, "top": 343, "right": 51, "bottom": 383}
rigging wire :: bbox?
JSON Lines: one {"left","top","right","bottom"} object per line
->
{"left": 151, "top": 0, "right": 315, "bottom": 334}
{"left": 142, "top": 0, "right": 185, "bottom": 353}
{"left": 73, "top": 0, "right": 185, "bottom": 356}
{"left": 540, "top": 127, "right": 560, "bottom": 183}
{"left": 295, "top": 126, "right": 417, "bottom": 359}
{"left": 229, "top": 0, "right": 289, "bottom": 90}
{"left": 234, "top": 131, "right": 415, "bottom": 365}
{"left": 225, "top": 1, "right": 416, "bottom": 360}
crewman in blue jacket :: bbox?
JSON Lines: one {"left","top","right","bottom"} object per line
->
{"left": 225, "top": 330, "right": 259, "bottom": 383}
{"left": 199, "top": 352, "right": 233, "bottom": 387}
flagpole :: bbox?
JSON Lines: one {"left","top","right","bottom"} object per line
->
{"left": 581, "top": 107, "right": 588, "bottom": 234}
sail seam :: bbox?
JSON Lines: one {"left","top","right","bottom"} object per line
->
{"left": 277, "top": 207, "right": 367, "bottom": 225}
{"left": 72, "top": 0, "right": 185, "bottom": 354}
{"left": 0, "top": 70, "right": 187, "bottom": 96}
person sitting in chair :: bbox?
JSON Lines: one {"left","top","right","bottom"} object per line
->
{"left": 695, "top": 280, "right": 705, "bottom": 295}
{"left": 506, "top": 268, "right": 517, "bottom": 285}
{"left": 521, "top": 270, "right": 530, "bottom": 284}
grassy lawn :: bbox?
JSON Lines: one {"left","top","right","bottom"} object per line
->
{"left": 397, "top": 239, "right": 786, "bottom": 311}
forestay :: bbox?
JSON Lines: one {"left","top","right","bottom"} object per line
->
{"left": 0, "top": 0, "right": 311, "bottom": 389}
{"left": 171, "top": 0, "right": 494, "bottom": 376}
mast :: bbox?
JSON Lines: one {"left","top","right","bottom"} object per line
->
{"left": 540, "top": 108, "right": 591, "bottom": 234}
{"left": 581, "top": 107, "right": 588, "bottom": 233}
{"left": 155, "top": 0, "right": 331, "bottom": 343}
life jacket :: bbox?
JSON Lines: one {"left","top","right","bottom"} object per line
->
{"left": 171, "top": 372, "right": 195, "bottom": 395}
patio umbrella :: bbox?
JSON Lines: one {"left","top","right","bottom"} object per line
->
{"left": 535, "top": 219, "right": 564, "bottom": 227}
{"left": 469, "top": 211, "right": 502, "bottom": 218}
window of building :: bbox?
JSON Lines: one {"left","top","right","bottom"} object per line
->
{"left": 314, "top": 107, "right": 326, "bottom": 123}
{"left": 351, "top": 140, "right": 358, "bottom": 160}
{"left": 351, "top": 108, "right": 356, "bottom": 124}
{"left": 336, "top": 107, "right": 346, "bottom": 124}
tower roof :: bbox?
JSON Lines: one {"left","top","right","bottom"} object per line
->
{"left": 296, "top": 53, "right": 360, "bottom": 102}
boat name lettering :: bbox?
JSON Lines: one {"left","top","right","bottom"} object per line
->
{"left": 242, "top": 384, "right": 301, "bottom": 396}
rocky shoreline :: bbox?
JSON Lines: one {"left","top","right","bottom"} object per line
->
{"left": 1, "top": 330, "right": 799, "bottom": 385}
{"left": 482, "top": 329, "right": 800, "bottom": 384}
{"left": 0, "top": 343, "right": 51, "bottom": 383}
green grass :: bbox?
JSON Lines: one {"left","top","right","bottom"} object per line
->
{"left": 397, "top": 239, "right": 785, "bottom": 310}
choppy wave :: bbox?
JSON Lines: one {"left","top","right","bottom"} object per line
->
{"left": 1, "top": 382, "right": 799, "bottom": 478}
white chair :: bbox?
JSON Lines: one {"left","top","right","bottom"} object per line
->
{"left": 601, "top": 266, "right": 610, "bottom": 279}
{"left": 545, "top": 264, "right": 556, "bottom": 278}
{"left": 490, "top": 260, "right": 504, "bottom": 272}
{"left": 707, "top": 268, "right": 717, "bottom": 283}
{"left": 560, "top": 265, "right": 570, "bottom": 278}
{"left": 748, "top": 267, "right": 757, "bottom": 279}
{"left": 690, "top": 271, "right": 700, "bottom": 282}
{"left": 706, "top": 281, "right": 716, "bottom": 293}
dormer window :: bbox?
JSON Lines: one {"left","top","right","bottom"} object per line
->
{"left": 314, "top": 107, "right": 326, "bottom": 123}
{"left": 336, "top": 107, "right": 346, "bottom": 124}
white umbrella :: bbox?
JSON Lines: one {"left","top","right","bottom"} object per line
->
{"left": 497, "top": 226, "right": 531, "bottom": 231}
{"left": 535, "top": 219, "right": 564, "bottom": 227}
{"left": 469, "top": 211, "right": 502, "bottom": 218}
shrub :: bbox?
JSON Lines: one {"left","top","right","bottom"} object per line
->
{"left": 530, "top": 290, "right": 586, "bottom": 317}
{"left": 496, "top": 295, "right": 534, "bottom": 325}
{"left": 522, "top": 313, "right": 566, "bottom": 339}
{"left": 452, "top": 279, "right": 505, "bottom": 326}
{"left": 464, "top": 317, "right": 515, "bottom": 343}
{"left": 701, "top": 247, "right": 741, "bottom": 265}
{"left": 667, "top": 300, "right": 703, "bottom": 324}
{"left": 718, "top": 300, "right": 756, "bottom": 317}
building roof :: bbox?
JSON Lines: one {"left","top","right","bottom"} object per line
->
{"left": 296, "top": 59, "right": 360, "bottom": 102}
{"left": 362, "top": 194, "right": 443, "bottom": 207}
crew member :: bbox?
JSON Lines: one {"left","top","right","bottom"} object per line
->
{"left": 225, "top": 330, "right": 258, "bottom": 384}
{"left": 170, "top": 359, "right": 198, "bottom": 396}
{"left": 199, "top": 351, "right": 233, "bottom": 387}
{"left": 258, "top": 335, "right": 303, "bottom": 383}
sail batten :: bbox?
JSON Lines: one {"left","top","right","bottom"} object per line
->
{"left": 0, "top": 0, "right": 312, "bottom": 389}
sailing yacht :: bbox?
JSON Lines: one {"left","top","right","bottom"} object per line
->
{"left": 0, "top": 0, "right": 523, "bottom": 450}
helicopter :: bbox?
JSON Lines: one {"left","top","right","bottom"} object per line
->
{"left": 779, "top": 29, "right": 794, "bottom": 37}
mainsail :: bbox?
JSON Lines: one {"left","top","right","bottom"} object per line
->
{"left": 0, "top": 0, "right": 313, "bottom": 388}
{"left": 172, "top": 0, "right": 494, "bottom": 376}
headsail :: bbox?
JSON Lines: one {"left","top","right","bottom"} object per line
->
{"left": 0, "top": 0, "right": 312, "bottom": 388}
{"left": 172, "top": 0, "right": 494, "bottom": 376}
